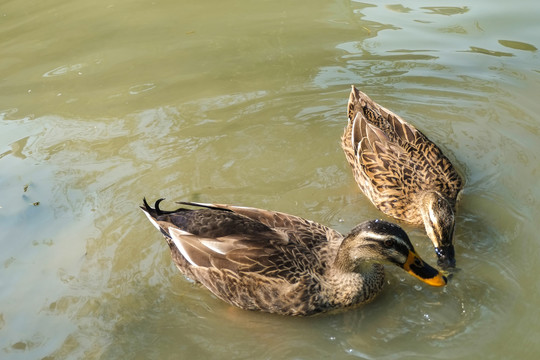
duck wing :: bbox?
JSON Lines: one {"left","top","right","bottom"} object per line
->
{"left": 141, "top": 199, "right": 336, "bottom": 280}
{"left": 189, "top": 202, "right": 342, "bottom": 252}
{"left": 347, "top": 87, "right": 463, "bottom": 205}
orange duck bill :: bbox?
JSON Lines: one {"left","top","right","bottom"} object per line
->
{"left": 402, "top": 250, "right": 447, "bottom": 287}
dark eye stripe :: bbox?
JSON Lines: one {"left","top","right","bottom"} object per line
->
{"left": 383, "top": 239, "right": 394, "bottom": 247}
{"left": 365, "top": 235, "right": 409, "bottom": 252}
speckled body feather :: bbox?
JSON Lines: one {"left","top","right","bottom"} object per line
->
{"left": 341, "top": 86, "right": 464, "bottom": 267}
{"left": 140, "top": 199, "right": 444, "bottom": 316}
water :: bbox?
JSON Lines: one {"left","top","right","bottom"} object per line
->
{"left": 1, "top": 0, "right": 539, "bottom": 358}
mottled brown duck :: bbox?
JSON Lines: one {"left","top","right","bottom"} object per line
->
{"left": 141, "top": 198, "right": 446, "bottom": 316}
{"left": 342, "top": 86, "right": 464, "bottom": 268}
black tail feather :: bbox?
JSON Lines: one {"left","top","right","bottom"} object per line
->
{"left": 141, "top": 198, "right": 195, "bottom": 217}
{"left": 176, "top": 201, "right": 233, "bottom": 212}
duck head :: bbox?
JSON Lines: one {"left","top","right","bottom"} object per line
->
{"left": 336, "top": 219, "right": 447, "bottom": 287}
{"left": 419, "top": 191, "right": 457, "bottom": 269}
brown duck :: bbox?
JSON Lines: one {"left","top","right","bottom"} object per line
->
{"left": 141, "top": 198, "right": 446, "bottom": 316}
{"left": 342, "top": 86, "right": 464, "bottom": 268}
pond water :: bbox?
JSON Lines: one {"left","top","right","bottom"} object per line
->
{"left": 1, "top": 0, "right": 539, "bottom": 359}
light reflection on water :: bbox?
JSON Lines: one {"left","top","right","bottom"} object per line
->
{"left": 1, "top": 0, "right": 540, "bottom": 359}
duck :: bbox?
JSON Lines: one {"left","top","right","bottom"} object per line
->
{"left": 341, "top": 86, "right": 464, "bottom": 268}
{"left": 141, "top": 198, "right": 446, "bottom": 316}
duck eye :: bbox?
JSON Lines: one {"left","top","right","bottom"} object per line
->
{"left": 383, "top": 239, "right": 395, "bottom": 248}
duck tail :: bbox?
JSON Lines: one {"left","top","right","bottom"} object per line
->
{"left": 141, "top": 197, "right": 187, "bottom": 218}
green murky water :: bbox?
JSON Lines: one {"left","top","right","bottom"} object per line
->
{"left": 1, "top": 0, "right": 539, "bottom": 359}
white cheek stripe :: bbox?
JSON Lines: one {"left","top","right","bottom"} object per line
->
{"left": 428, "top": 207, "right": 443, "bottom": 241}
{"left": 362, "top": 232, "right": 387, "bottom": 240}
{"left": 428, "top": 207, "right": 439, "bottom": 229}
{"left": 168, "top": 227, "right": 198, "bottom": 266}
{"left": 362, "top": 232, "right": 402, "bottom": 244}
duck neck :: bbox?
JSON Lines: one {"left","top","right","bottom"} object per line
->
{"left": 418, "top": 191, "right": 455, "bottom": 248}
{"left": 325, "top": 253, "right": 386, "bottom": 308}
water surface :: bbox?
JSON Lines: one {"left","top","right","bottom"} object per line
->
{"left": 1, "top": 0, "right": 539, "bottom": 359}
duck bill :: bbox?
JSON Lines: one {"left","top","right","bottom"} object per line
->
{"left": 435, "top": 245, "right": 456, "bottom": 269}
{"left": 403, "top": 251, "right": 447, "bottom": 287}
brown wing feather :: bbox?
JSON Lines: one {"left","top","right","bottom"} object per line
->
{"left": 342, "top": 86, "right": 464, "bottom": 222}
{"left": 203, "top": 203, "right": 341, "bottom": 252}
{"left": 144, "top": 201, "right": 340, "bottom": 283}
